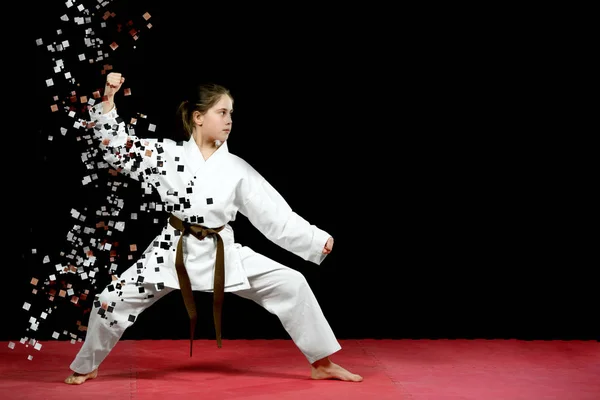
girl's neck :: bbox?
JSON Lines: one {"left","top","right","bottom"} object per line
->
{"left": 193, "top": 134, "right": 218, "bottom": 160}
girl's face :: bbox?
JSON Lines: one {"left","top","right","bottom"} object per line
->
{"left": 196, "top": 94, "right": 233, "bottom": 143}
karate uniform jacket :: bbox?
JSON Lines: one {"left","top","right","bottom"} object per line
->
{"left": 89, "top": 104, "right": 331, "bottom": 292}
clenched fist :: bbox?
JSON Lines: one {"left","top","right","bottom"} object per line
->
{"left": 322, "top": 237, "right": 334, "bottom": 255}
{"left": 104, "top": 72, "right": 124, "bottom": 98}
{"left": 102, "top": 72, "right": 124, "bottom": 114}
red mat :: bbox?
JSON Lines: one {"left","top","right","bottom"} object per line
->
{"left": 1, "top": 339, "right": 598, "bottom": 399}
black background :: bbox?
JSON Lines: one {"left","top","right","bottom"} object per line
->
{"left": 4, "top": 0, "right": 595, "bottom": 346}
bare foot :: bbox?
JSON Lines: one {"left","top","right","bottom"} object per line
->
{"left": 64, "top": 369, "right": 98, "bottom": 385}
{"left": 311, "top": 357, "right": 363, "bottom": 382}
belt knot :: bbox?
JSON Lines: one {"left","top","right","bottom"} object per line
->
{"left": 168, "top": 214, "right": 226, "bottom": 355}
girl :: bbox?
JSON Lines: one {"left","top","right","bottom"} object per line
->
{"left": 65, "top": 72, "right": 362, "bottom": 384}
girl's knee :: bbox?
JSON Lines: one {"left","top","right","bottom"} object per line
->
{"left": 96, "top": 283, "right": 120, "bottom": 306}
{"left": 284, "top": 269, "right": 310, "bottom": 293}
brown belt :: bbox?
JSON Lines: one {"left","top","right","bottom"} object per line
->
{"left": 168, "top": 214, "right": 225, "bottom": 356}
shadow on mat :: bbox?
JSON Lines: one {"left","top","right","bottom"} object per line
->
{"left": 103, "top": 362, "right": 308, "bottom": 381}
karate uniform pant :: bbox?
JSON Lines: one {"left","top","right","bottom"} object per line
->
{"left": 69, "top": 249, "right": 342, "bottom": 374}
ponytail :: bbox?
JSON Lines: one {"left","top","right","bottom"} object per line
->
{"left": 176, "top": 100, "right": 193, "bottom": 139}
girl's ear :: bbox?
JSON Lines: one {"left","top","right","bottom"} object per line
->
{"left": 193, "top": 111, "right": 203, "bottom": 126}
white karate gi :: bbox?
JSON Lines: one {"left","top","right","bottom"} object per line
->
{"left": 69, "top": 104, "right": 341, "bottom": 374}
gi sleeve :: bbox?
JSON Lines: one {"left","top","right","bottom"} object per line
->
{"left": 89, "top": 103, "right": 160, "bottom": 183}
{"left": 237, "top": 164, "right": 331, "bottom": 265}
